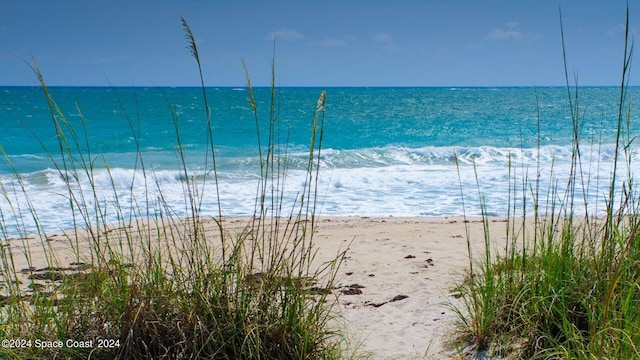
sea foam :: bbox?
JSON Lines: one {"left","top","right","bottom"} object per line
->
{"left": 2, "top": 86, "right": 640, "bottom": 235}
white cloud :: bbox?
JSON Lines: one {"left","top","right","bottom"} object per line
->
{"left": 505, "top": 22, "right": 519, "bottom": 29}
{"left": 265, "top": 28, "right": 304, "bottom": 41}
{"left": 486, "top": 22, "right": 522, "bottom": 40}
{"left": 372, "top": 32, "right": 392, "bottom": 42}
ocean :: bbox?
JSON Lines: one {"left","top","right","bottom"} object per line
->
{"left": 1, "top": 86, "right": 639, "bottom": 235}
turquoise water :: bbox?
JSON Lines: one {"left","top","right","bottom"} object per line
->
{"left": 1, "top": 86, "right": 639, "bottom": 233}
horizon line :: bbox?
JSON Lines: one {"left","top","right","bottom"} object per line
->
{"left": 1, "top": 84, "right": 635, "bottom": 89}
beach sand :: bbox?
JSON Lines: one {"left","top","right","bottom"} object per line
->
{"left": 8, "top": 215, "right": 513, "bottom": 359}
{"left": 311, "top": 216, "right": 509, "bottom": 359}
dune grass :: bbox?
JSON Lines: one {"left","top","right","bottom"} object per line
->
{"left": 454, "top": 8, "right": 640, "bottom": 359}
{"left": 0, "top": 18, "right": 344, "bottom": 359}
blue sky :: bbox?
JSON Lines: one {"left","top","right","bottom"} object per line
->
{"left": 0, "top": 0, "right": 637, "bottom": 86}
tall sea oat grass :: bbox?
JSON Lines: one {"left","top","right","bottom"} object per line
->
{"left": 454, "top": 7, "right": 640, "bottom": 359}
{"left": 0, "top": 18, "right": 344, "bottom": 359}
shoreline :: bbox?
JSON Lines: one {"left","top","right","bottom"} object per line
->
{"left": 8, "top": 215, "right": 515, "bottom": 358}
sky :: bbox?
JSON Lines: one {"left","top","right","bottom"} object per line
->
{"left": 0, "top": 0, "right": 638, "bottom": 87}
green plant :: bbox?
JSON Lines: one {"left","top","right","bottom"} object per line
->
{"left": 454, "top": 7, "right": 640, "bottom": 359}
{"left": 0, "top": 17, "right": 344, "bottom": 359}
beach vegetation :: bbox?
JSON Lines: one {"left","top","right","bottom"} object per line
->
{"left": 454, "top": 7, "right": 640, "bottom": 359}
{"left": 0, "top": 18, "right": 344, "bottom": 359}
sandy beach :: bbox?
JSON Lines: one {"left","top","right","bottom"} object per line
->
{"left": 8, "top": 215, "right": 513, "bottom": 359}
{"left": 311, "top": 216, "right": 510, "bottom": 359}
